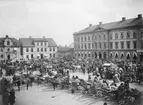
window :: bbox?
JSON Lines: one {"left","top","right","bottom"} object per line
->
{"left": 115, "top": 42, "right": 118, "bottom": 49}
{"left": 88, "top": 53, "right": 90, "bottom": 57}
{"left": 50, "top": 53, "right": 52, "bottom": 58}
{"left": 78, "top": 53, "right": 80, "bottom": 57}
{"left": 133, "top": 41, "right": 137, "bottom": 49}
{"left": 41, "top": 48, "right": 43, "bottom": 52}
{"left": 81, "top": 37, "right": 83, "bottom": 42}
{"left": 121, "top": 41, "right": 124, "bottom": 49}
{"left": 31, "top": 48, "right": 33, "bottom": 52}
{"left": 84, "top": 44, "right": 87, "bottom": 49}
{"left": 78, "top": 44, "right": 80, "bottom": 49}
{"left": 26, "top": 48, "right": 29, "bottom": 52}
{"left": 50, "top": 47, "right": 52, "bottom": 51}
{"left": 133, "top": 32, "right": 136, "bottom": 38}
{"left": 84, "top": 37, "right": 87, "bottom": 41}
{"left": 1, "top": 48, "right": 3, "bottom": 52}
{"left": 78, "top": 37, "right": 80, "bottom": 42}
{"left": 141, "top": 41, "right": 143, "bottom": 49}
{"left": 88, "top": 36, "right": 90, "bottom": 41}
{"left": 127, "top": 41, "right": 130, "bottom": 49}
{"left": 99, "top": 35, "right": 101, "bottom": 40}
{"left": 45, "top": 42, "right": 47, "bottom": 46}
{"left": 45, "top": 48, "right": 47, "bottom": 52}
{"left": 104, "top": 42, "right": 106, "bottom": 49}
{"left": 92, "top": 36, "right": 94, "bottom": 41}
{"left": 95, "top": 42, "right": 97, "bottom": 49}
{"left": 26, "top": 55, "right": 29, "bottom": 59}
{"left": 99, "top": 42, "right": 102, "bottom": 49}
{"left": 115, "top": 33, "right": 118, "bottom": 39}
{"left": 104, "top": 35, "right": 106, "bottom": 40}
{"left": 94, "top": 35, "right": 96, "bottom": 40}
{"left": 81, "top": 43, "right": 83, "bottom": 49}
{"left": 121, "top": 32, "right": 124, "bottom": 39}
{"left": 88, "top": 43, "right": 91, "bottom": 49}
{"left": 7, "top": 48, "right": 10, "bottom": 52}
{"left": 53, "top": 54, "right": 55, "bottom": 58}
{"left": 110, "top": 33, "right": 112, "bottom": 39}
{"left": 37, "top": 48, "right": 39, "bottom": 52}
{"left": 41, "top": 42, "right": 43, "bottom": 46}
{"left": 53, "top": 47, "right": 55, "bottom": 51}
{"left": 92, "top": 43, "right": 94, "bottom": 49}
{"left": 7, "top": 41, "right": 10, "bottom": 45}
{"left": 37, "top": 42, "right": 39, "bottom": 46}
{"left": 127, "top": 31, "right": 130, "bottom": 38}
{"left": 141, "top": 30, "right": 143, "bottom": 37}
{"left": 1, "top": 55, "right": 3, "bottom": 58}
{"left": 31, "top": 54, "right": 33, "bottom": 58}
{"left": 110, "top": 42, "right": 113, "bottom": 49}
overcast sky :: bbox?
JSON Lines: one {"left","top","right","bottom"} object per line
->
{"left": 0, "top": 0, "right": 143, "bottom": 46}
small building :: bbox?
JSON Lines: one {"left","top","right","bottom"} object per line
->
{"left": 57, "top": 47, "right": 74, "bottom": 60}
{"left": 19, "top": 37, "right": 57, "bottom": 60}
{"left": 0, "top": 35, "right": 21, "bottom": 61}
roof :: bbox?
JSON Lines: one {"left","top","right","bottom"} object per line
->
{"left": 0, "top": 37, "right": 21, "bottom": 47}
{"left": 57, "top": 47, "right": 73, "bottom": 52}
{"left": 74, "top": 16, "right": 143, "bottom": 35}
{"left": 19, "top": 38, "right": 34, "bottom": 47}
{"left": 46, "top": 38, "right": 57, "bottom": 47}
{"left": 19, "top": 38, "right": 57, "bottom": 47}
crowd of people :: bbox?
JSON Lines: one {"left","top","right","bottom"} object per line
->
{"left": 0, "top": 58, "right": 142, "bottom": 105}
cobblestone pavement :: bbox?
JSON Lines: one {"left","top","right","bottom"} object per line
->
{"left": 0, "top": 71, "right": 143, "bottom": 105}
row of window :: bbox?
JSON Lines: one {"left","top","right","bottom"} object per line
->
{"left": 110, "top": 41, "right": 137, "bottom": 49}
{"left": 75, "top": 41, "right": 138, "bottom": 50}
{"left": 0, "top": 48, "right": 11, "bottom": 52}
{"left": 75, "top": 34, "right": 107, "bottom": 42}
{"left": 26, "top": 47, "right": 56, "bottom": 52}
{"left": 35, "top": 42, "right": 48, "bottom": 46}
{"left": 75, "top": 30, "right": 143, "bottom": 42}
{"left": 75, "top": 42, "right": 107, "bottom": 50}
{"left": 75, "top": 53, "right": 92, "bottom": 58}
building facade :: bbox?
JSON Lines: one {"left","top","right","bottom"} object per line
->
{"left": 0, "top": 35, "right": 21, "bottom": 61}
{"left": 73, "top": 14, "right": 143, "bottom": 62}
{"left": 19, "top": 37, "right": 57, "bottom": 60}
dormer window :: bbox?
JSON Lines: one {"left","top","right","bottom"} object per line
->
{"left": 7, "top": 40, "right": 10, "bottom": 45}
{"left": 1, "top": 48, "right": 3, "bottom": 52}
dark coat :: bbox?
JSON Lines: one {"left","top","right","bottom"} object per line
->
{"left": 9, "top": 91, "right": 15, "bottom": 104}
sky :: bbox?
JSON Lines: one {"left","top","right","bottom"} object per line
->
{"left": 0, "top": 0, "right": 143, "bottom": 46}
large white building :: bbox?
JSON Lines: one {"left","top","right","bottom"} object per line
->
{"left": 19, "top": 37, "right": 57, "bottom": 60}
{"left": 0, "top": 35, "right": 21, "bottom": 61}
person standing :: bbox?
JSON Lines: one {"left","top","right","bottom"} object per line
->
{"left": 26, "top": 78, "right": 29, "bottom": 90}
{"left": 17, "top": 78, "right": 21, "bottom": 91}
{"left": 9, "top": 89, "right": 16, "bottom": 105}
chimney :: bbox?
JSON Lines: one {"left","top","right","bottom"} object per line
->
{"left": 29, "top": 36, "right": 32, "bottom": 38}
{"left": 138, "top": 14, "right": 142, "bottom": 18}
{"left": 43, "top": 36, "right": 45, "bottom": 39}
{"left": 122, "top": 17, "right": 126, "bottom": 21}
{"left": 99, "top": 22, "right": 102, "bottom": 25}
{"left": 89, "top": 24, "right": 92, "bottom": 27}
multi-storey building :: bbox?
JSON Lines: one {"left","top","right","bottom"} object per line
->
{"left": 0, "top": 35, "right": 21, "bottom": 61}
{"left": 73, "top": 14, "right": 143, "bottom": 62}
{"left": 19, "top": 37, "right": 57, "bottom": 60}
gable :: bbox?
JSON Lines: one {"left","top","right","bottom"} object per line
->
{"left": 93, "top": 26, "right": 106, "bottom": 32}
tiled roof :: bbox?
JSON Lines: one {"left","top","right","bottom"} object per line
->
{"left": 57, "top": 47, "right": 73, "bottom": 52}
{"left": 19, "top": 38, "right": 57, "bottom": 47}
{"left": 73, "top": 16, "right": 143, "bottom": 35}
{"left": 0, "top": 37, "right": 21, "bottom": 47}
{"left": 19, "top": 38, "right": 34, "bottom": 47}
